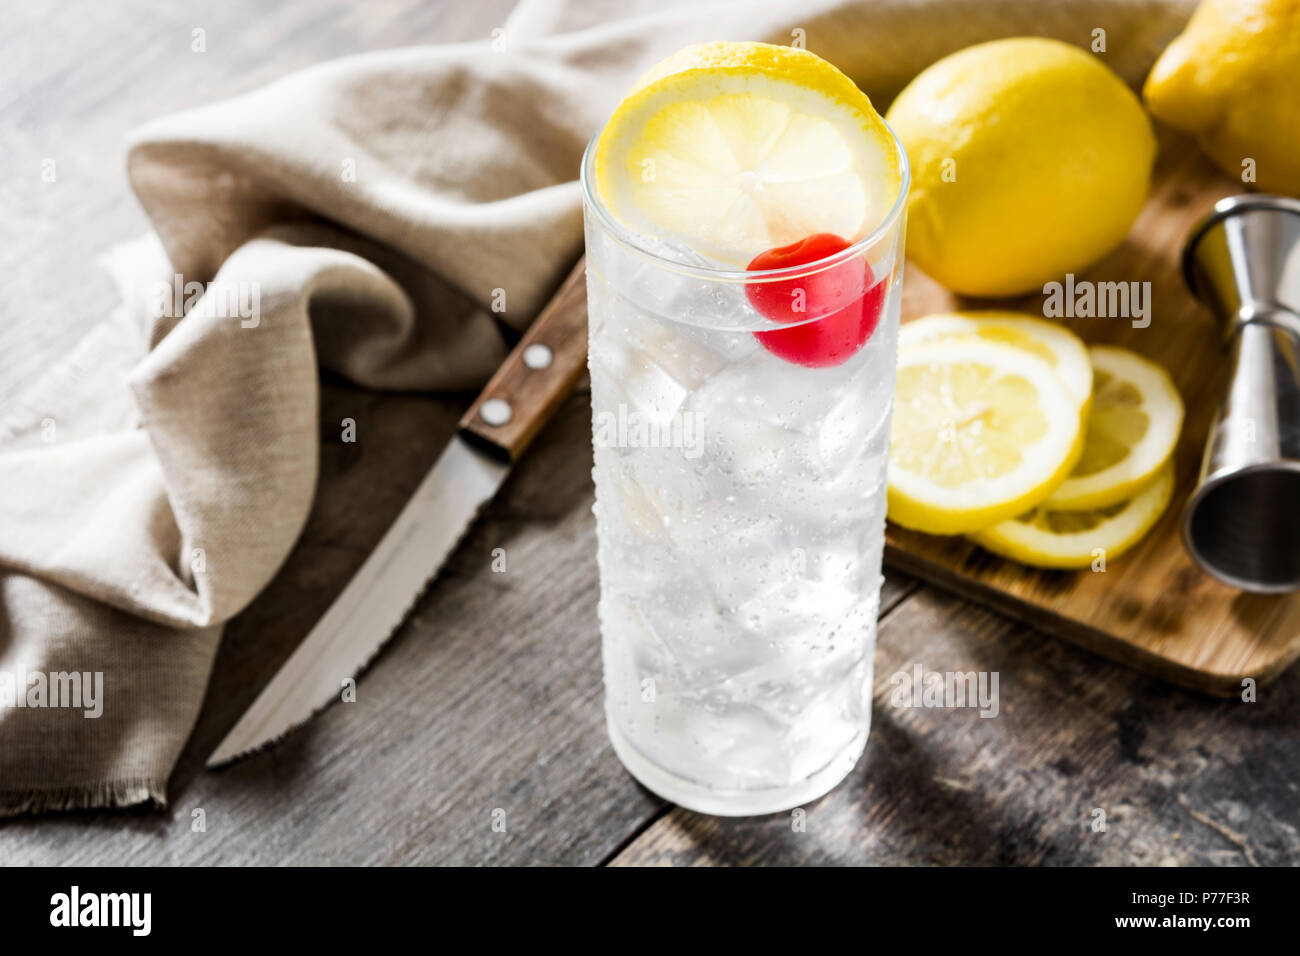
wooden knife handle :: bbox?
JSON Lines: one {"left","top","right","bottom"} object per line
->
{"left": 459, "top": 257, "right": 589, "bottom": 462}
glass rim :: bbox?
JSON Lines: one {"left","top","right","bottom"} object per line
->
{"left": 579, "top": 116, "right": 911, "bottom": 284}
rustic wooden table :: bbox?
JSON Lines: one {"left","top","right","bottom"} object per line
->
{"left": 2, "top": 0, "right": 1297, "bottom": 866}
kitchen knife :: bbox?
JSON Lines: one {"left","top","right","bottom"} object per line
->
{"left": 207, "top": 258, "right": 590, "bottom": 767}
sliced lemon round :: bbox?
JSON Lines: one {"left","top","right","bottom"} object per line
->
{"left": 1045, "top": 346, "right": 1183, "bottom": 510}
{"left": 593, "top": 41, "right": 901, "bottom": 266}
{"left": 888, "top": 340, "right": 1084, "bottom": 534}
{"left": 898, "top": 312, "right": 1093, "bottom": 407}
{"left": 970, "top": 462, "right": 1174, "bottom": 568}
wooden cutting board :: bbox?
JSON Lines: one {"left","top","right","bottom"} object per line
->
{"left": 885, "top": 128, "right": 1300, "bottom": 698}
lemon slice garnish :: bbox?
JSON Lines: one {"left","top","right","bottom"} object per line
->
{"left": 899, "top": 312, "right": 1093, "bottom": 407}
{"left": 593, "top": 42, "right": 901, "bottom": 265}
{"left": 1045, "top": 346, "right": 1183, "bottom": 510}
{"left": 970, "top": 463, "right": 1174, "bottom": 568}
{"left": 888, "top": 341, "right": 1084, "bottom": 534}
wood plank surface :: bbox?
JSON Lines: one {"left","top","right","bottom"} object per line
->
{"left": 886, "top": 128, "right": 1300, "bottom": 698}
{"left": 613, "top": 585, "right": 1300, "bottom": 866}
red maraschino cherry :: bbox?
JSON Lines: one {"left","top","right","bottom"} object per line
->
{"left": 745, "top": 233, "right": 887, "bottom": 368}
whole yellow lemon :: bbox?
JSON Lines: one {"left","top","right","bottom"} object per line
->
{"left": 885, "top": 38, "right": 1156, "bottom": 297}
{"left": 1144, "top": 0, "right": 1300, "bottom": 197}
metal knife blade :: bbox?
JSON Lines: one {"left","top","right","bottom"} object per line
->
{"left": 206, "top": 257, "right": 590, "bottom": 768}
{"left": 206, "top": 438, "right": 508, "bottom": 766}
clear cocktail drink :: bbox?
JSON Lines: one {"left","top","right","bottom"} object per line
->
{"left": 583, "top": 42, "right": 909, "bottom": 815}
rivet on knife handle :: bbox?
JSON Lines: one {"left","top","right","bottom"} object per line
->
{"left": 460, "top": 257, "right": 589, "bottom": 462}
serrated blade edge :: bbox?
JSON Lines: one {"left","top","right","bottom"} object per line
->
{"left": 206, "top": 437, "right": 509, "bottom": 767}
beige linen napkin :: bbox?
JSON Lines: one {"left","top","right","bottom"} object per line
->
{"left": 0, "top": 0, "right": 1192, "bottom": 816}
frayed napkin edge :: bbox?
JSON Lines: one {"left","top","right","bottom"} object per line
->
{"left": 0, "top": 778, "right": 168, "bottom": 819}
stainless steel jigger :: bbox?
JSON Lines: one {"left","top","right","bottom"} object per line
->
{"left": 1182, "top": 194, "right": 1300, "bottom": 593}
